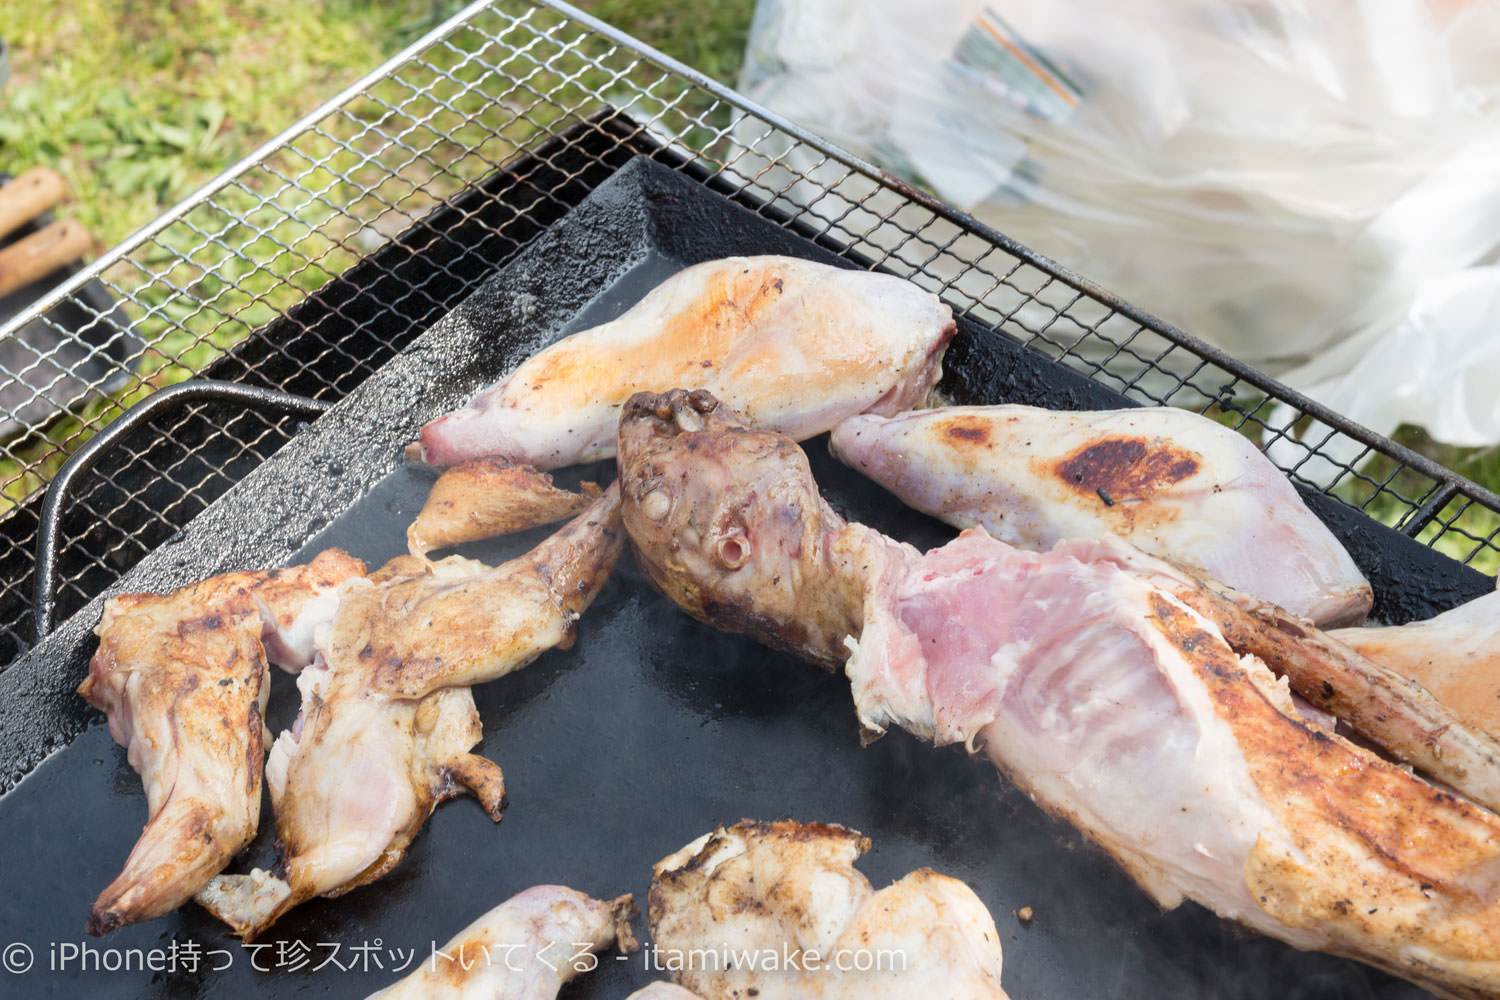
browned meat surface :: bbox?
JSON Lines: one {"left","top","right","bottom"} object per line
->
{"left": 79, "top": 549, "right": 367, "bottom": 934}
{"left": 649, "top": 820, "right": 1008, "bottom": 999}
{"left": 417, "top": 256, "right": 954, "bottom": 468}
{"left": 1331, "top": 588, "right": 1500, "bottom": 737}
{"left": 829, "top": 405, "right": 1372, "bottom": 626}
{"left": 199, "top": 487, "right": 623, "bottom": 939}
{"left": 407, "top": 457, "right": 602, "bottom": 556}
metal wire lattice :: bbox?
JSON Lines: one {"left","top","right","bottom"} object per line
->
{"left": 2, "top": 0, "right": 1497, "bottom": 669}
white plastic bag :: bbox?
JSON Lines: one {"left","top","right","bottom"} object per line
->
{"left": 1265, "top": 266, "right": 1500, "bottom": 483}
{"left": 737, "top": 0, "right": 1500, "bottom": 448}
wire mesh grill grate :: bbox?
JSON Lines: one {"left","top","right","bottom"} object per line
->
{"left": 2, "top": 0, "right": 1497, "bottom": 669}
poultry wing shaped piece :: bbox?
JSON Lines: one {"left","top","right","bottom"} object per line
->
{"left": 79, "top": 549, "right": 367, "bottom": 934}
{"left": 199, "top": 486, "right": 623, "bottom": 939}
{"left": 617, "top": 389, "right": 1500, "bottom": 1000}
{"left": 366, "top": 885, "right": 636, "bottom": 999}
{"left": 415, "top": 255, "right": 954, "bottom": 468}
{"left": 830, "top": 405, "right": 1371, "bottom": 626}
{"left": 648, "top": 820, "right": 1009, "bottom": 999}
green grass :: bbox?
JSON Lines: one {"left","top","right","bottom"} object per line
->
{"left": 0, "top": 0, "right": 753, "bottom": 251}
{"left": 2, "top": 2, "right": 439, "bottom": 247}
{"left": 0, "top": 0, "right": 754, "bottom": 506}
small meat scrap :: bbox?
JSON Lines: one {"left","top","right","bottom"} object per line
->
{"left": 407, "top": 456, "right": 602, "bottom": 556}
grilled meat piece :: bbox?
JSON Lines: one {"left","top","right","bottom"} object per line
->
{"left": 407, "top": 458, "right": 602, "bottom": 556}
{"left": 1159, "top": 571, "right": 1500, "bottom": 815}
{"left": 198, "top": 487, "right": 623, "bottom": 939}
{"left": 367, "top": 885, "right": 636, "bottom": 999}
{"left": 618, "top": 387, "right": 888, "bottom": 670}
{"left": 830, "top": 405, "right": 1371, "bottom": 626}
{"left": 1331, "top": 587, "right": 1500, "bottom": 736}
{"left": 416, "top": 256, "right": 954, "bottom": 468}
{"left": 617, "top": 389, "right": 1500, "bottom": 1000}
{"left": 79, "top": 549, "right": 367, "bottom": 934}
{"left": 649, "top": 820, "right": 1009, "bottom": 999}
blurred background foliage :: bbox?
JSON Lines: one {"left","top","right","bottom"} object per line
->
{"left": 0, "top": 0, "right": 754, "bottom": 249}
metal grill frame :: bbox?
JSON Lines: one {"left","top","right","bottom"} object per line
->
{"left": 2, "top": 0, "right": 1497, "bottom": 668}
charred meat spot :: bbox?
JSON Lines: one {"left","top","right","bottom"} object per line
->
{"left": 178, "top": 612, "right": 228, "bottom": 637}
{"left": 1321, "top": 680, "right": 1336, "bottom": 701}
{"left": 1054, "top": 436, "right": 1201, "bottom": 500}
{"left": 1146, "top": 593, "right": 1240, "bottom": 681}
{"left": 940, "top": 415, "right": 992, "bottom": 446}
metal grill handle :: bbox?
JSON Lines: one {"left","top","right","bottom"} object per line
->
{"left": 32, "top": 380, "right": 330, "bottom": 641}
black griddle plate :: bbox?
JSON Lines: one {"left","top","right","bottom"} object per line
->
{"left": 0, "top": 157, "right": 1484, "bottom": 999}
